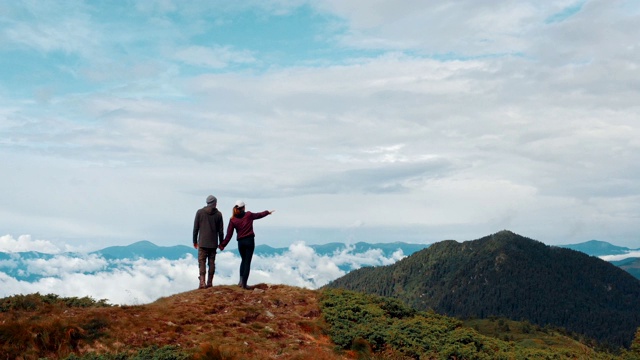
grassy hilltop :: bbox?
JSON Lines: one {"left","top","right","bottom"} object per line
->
{"left": 2, "top": 285, "right": 640, "bottom": 359}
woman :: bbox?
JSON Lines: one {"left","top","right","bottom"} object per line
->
{"left": 219, "top": 200, "right": 274, "bottom": 289}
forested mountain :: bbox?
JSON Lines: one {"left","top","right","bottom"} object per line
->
{"left": 324, "top": 230, "right": 640, "bottom": 347}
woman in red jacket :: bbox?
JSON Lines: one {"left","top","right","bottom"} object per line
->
{"left": 219, "top": 200, "right": 274, "bottom": 289}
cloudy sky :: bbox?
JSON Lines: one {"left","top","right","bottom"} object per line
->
{"left": 2, "top": 0, "right": 640, "bottom": 251}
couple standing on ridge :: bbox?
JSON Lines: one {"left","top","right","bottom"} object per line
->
{"left": 192, "top": 195, "right": 274, "bottom": 290}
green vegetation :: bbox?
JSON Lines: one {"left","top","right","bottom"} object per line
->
{"left": 0, "top": 293, "right": 111, "bottom": 312}
{"left": 463, "top": 317, "right": 602, "bottom": 351}
{"left": 319, "top": 288, "right": 638, "bottom": 359}
{"left": 325, "top": 230, "right": 640, "bottom": 348}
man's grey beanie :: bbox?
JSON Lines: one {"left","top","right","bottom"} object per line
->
{"left": 206, "top": 195, "right": 217, "bottom": 205}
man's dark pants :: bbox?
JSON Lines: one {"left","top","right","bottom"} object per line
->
{"left": 198, "top": 247, "right": 216, "bottom": 287}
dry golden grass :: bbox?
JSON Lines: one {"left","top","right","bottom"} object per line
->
{"left": 0, "top": 284, "right": 354, "bottom": 360}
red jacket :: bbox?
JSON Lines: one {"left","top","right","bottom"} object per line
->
{"left": 221, "top": 210, "right": 270, "bottom": 247}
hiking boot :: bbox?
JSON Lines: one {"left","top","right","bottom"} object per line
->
{"left": 198, "top": 275, "right": 206, "bottom": 289}
{"left": 206, "top": 273, "right": 214, "bottom": 288}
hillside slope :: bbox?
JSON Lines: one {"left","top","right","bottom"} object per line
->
{"left": 325, "top": 230, "right": 640, "bottom": 347}
{"left": 2, "top": 285, "right": 639, "bottom": 359}
{"left": 0, "top": 285, "right": 340, "bottom": 360}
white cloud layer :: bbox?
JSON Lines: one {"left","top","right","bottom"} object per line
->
{"left": 0, "top": 241, "right": 404, "bottom": 305}
{"left": 0, "top": 234, "right": 62, "bottom": 254}
{"left": 600, "top": 251, "right": 640, "bottom": 262}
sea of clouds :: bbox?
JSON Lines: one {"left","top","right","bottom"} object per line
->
{"left": 600, "top": 252, "right": 640, "bottom": 262}
{"left": 0, "top": 234, "right": 405, "bottom": 305}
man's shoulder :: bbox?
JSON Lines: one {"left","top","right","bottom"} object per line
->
{"left": 195, "top": 207, "right": 209, "bottom": 215}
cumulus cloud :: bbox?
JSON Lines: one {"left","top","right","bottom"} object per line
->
{"left": 249, "top": 241, "right": 404, "bottom": 288}
{"left": 25, "top": 254, "right": 108, "bottom": 277}
{"left": 0, "top": 241, "right": 406, "bottom": 305}
{"left": 0, "top": 234, "right": 62, "bottom": 254}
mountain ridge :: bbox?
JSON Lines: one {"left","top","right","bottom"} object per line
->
{"left": 3, "top": 237, "right": 637, "bottom": 259}
{"left": 92, "top": 240, "right": 196, "bottom": 260}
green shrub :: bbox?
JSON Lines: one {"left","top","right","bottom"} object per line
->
{"left": 319, "top": 289, "right": 619, "bottom": 360}
{"left": 0, "top": 293, "right": 112, "bottom": 312}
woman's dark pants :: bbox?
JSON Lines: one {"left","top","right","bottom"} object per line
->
{"left": 238, "top": 236, "right": 255, "bottom": 289}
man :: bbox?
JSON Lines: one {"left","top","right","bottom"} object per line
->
{"left": 193, "top": 195, "right": 224, "bottom": 289}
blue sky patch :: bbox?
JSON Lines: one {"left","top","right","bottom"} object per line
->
{"left": 545, "top": 1, "right": 586, "bottom": 23}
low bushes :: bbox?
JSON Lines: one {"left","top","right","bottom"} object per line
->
{"left": 319, "top": 289, "right": 621, "bottom": 359}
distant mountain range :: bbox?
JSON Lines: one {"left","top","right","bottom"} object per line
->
{"left": 0, "top": 238, "right": 634, "bottom": 263}
{"left": 86, "top": 238, "right": 640, "bottom": 263}
{"left": 324, "top": 230, "right": 640, "bottom": 347}
{"left": 558, "top": 239, "right": 638, "bottom": 256}
{"left": 94, "top": 240, "right": 431, "bottom": 274}
{"left": 256, "top": 241, "right": 432, "bottom": 267}
{"left": 2, "top": 237, "right": 640, "bottom": 283}
{"left": 0, "top": 240, "right": 430, "bottom": 283}
{"left": 94, "top": 240, "right": 430, "bottom": 260}
{"left": 92, "top": 240, "right": 197, "bottom": 260}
